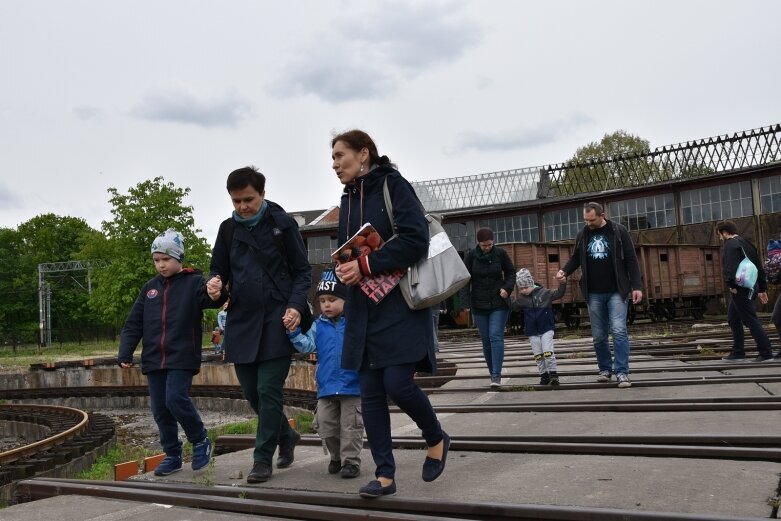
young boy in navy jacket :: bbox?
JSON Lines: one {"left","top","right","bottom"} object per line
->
{"left": 512, "top": 268, "right": 567, "bottom": 386}
{"left": 118, "top": 229, "right": 223, "bottom": 475}
{"left": 287, "top": 269, "right": 364, "bottom": 479}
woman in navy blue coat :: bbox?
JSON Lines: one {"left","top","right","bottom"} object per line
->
{"left": 332, "top": 130, "right": 449, "bottom": 498}
{"left": 208, "top": 167, "right": 312, "bottom": 484}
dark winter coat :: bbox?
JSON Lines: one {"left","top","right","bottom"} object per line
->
{"left": 722, "top": 235, "right": 767, "bottom": 292}
{"left": 562, "top": 219, "right": 642, "bottom": 298}
{"left": 118, "top": 269, "right": 220, "bottom": 374}
{"left": 512, "top": 282, "right": 566, "bottom": 336}
{"left": 210, "top": 201, "right": 312, "bottom": 364}
{"left": 339, "top": 161, "right": 435, "bottom": 373}
{"left": 463, "top": 246, "right": 516, "bottom": 311}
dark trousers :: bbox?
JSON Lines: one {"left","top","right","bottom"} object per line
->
{"left": 146, "top": 369, "right": 207, "bottom": 458}
{"left": 359, "top": 362, "right": 443, "bottom": 480}
{"left": 772, "top": 293, "right": 781, "bottom": 351}
{"left": 727, "top": 289, "right": 772, "bottom": 357}
{"left": 234, "top": 356, "right": 296, "bottom": 465}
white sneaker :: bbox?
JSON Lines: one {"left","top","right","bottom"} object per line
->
{"left": 617, "top": 373, "right": 632, "bottom": 388}
{"left": 597, "top": 371, "right": 611, "bottom": 382}
{"left": 490, "top": 376, "right": 501, "bottom": 388}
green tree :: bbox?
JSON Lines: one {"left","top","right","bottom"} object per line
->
{"left": 11, "top": 215, "right": 96, "bottom": 344}
{"left": 553, "top": 130, "right": 654, "bottom": 196}
{"left": 0, "top": 227, "right": 31, "bottom": 348}
{"left": 81, "top": 177, "right": 211, "bottom": 326}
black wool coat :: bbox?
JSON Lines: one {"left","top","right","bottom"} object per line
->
{"left": 339, "top": 163, "right": 435, "bottom": 373}
{"left": 210, "top": 201, "right": 312, "bottom": 364}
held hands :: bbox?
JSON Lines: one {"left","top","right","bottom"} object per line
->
{"left": 499, "top": 288, "right": 509, "bottom": 299}
{"left": 283, "top": 308, "right": 301, "bottom": 331}
{"left": 120, "top": 362, "right": 133, "bottom": 369}
{"left": 207, "top": 275, "right": 223, "bottom": 301}
{"left": 335, "top": 260, "right": 361, "bottom": 286}
{"left": 556, "top": 270, "right": 566, "bottom": 282}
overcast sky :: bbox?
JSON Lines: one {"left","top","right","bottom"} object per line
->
{"left": 2, "top": 0, "right": 780, "bottom": 242}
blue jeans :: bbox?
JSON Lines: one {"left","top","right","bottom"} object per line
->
{"left": 473, "top": 307, "right": 509, "bottom": 378}
{"left": 146, "top": 369, "right": 207, "bottom": 457}
{"left": 359, "top": 363, "right": 443, "bottom": 479}
{"left": 586, "top": 293, "right": 630, "bottom": 375}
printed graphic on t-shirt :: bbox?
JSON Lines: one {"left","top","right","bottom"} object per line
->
{"left": 587, "top": 234, "right": 610, "bottom": 260}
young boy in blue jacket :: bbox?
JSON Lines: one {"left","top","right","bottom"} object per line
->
{"left": 512, "top": 268, "right": 567, "bottom": 386}
{"left": 287, "top": 269, "right": 364, "bottom": 478}
{"left": 118, "top": 229, "right": 223, "bottom": 476}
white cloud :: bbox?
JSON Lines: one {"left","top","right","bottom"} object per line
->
{"left": 73, "top": 106, "right": 104, "bottom": 122}
{"left": 130, "top": 88, "right": 251, "bottom": 128}
{"left": 271, "top": 1, "right": 482, "bottom": 103}
{"left": 455, "top": 114, "right": 595, "bottom": 152}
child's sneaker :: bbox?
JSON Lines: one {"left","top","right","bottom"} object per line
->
{"left": 549, "top": 372, "right": 560, "bottom": 386}
{"left": 539, "top": 372, "right": 550, "bottom": 385}
{"left": 328, "top": 460, "right": 342, "bottom": 474}
{"left": 341, "top": 463, "right": 360, "bottom": 479}
{"left": 597, "top": 370, "right": 611, "bottom": 382}
{"left": 154, "top": 455, "right": 182, "bottom": 476}
{"left": 192, "top": 437, "right": 212, "bottom": 471}
{"left": 616, "top": 374, "right": 632, "bottom": 388}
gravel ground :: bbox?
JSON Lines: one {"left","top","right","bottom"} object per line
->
{"left": 102, "top": 408, "right": 255, "bottom": 452}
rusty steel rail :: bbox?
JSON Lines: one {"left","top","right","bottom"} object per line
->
{"left": 15, "top": 478, "right": 769, "bottom": 521}
{"left": 0, "top": 405, "right": 88, "bottom": 466}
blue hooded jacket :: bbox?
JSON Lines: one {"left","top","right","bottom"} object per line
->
{"left": 287, "top": 314, "right": 360, "bottom": 399}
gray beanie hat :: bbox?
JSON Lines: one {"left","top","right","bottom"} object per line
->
{"left": 151, "top": 228, "right": 185, "bottom": 262}
{"left": 516, "top": 268, "right": 534, "bottom": 288}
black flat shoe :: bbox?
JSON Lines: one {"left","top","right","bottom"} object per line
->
{"left": 247, "top": 461, "right": 272, "bottom": 483}
{"left": 422, "top": 431, "right": 450, "bottom": 482}
{"left": 328, "top": 459, "right": 342, "bottom": 474}
{"left": 359, "top": 479, "right": 396, "bottom": 498}
{"left": 277, "top": 430, "right": 301, "bottom": 468}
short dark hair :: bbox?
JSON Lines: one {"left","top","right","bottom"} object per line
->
{"left": 583, "top": 202, "right": 604, "bottom": 215}
{"left": 227, "top": 166, "right": 265, "bottom": 194}
{"left": 716, "top": 220, "right": 738, "bottom": 235}
{"left": 331, "top": 129, "right": 384, "bottom": 167}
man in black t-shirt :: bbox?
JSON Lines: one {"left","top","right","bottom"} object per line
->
{"left": 557, "top": 202, "right": 642, "bottom": 388}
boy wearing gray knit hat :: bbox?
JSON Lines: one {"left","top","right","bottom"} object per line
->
{"left": 119, "top": 227, "right": 223, "bottom": 476}
{"left": 512, "top": 268, "right": 567, "bottom": 386}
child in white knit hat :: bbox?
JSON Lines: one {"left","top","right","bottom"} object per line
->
{"left": 512, "top": 268, "right": 567, "bottom": 386}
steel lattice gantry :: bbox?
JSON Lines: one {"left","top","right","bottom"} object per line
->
{"left": 37, "top": 260, "right": 109, "bottom": 347}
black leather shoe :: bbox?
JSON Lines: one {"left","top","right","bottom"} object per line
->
{"left": 247, "top": 461, "right": 272, "bottom": 483}
{"left": 277, "top": 430, "right": 301, "bottom": 468}
{"left": 341, "top": 463, "right": 360, "bottom": 479}
{"left": 328, "top": 460, "right": 342, "bottom": 474}
{"left": 422, "top": 431, "right": 450, "bottom": 482}
{"left": 359, "top": 479, "right": 396, "bottom": 498}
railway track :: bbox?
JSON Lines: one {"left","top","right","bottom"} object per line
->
{"left": 14, "top": 477, "right": 768, "bottom": 521}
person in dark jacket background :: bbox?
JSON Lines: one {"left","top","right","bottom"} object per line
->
{"left": 716, "top": 220, "right": 773, "bottom": 362}
{"left": 331, "top": 129, "right": 449, "bottom": 499}
{"left": 557, "top": 202, "right": 642, "bottom": 388}
{"left": 512, "top": 268, "right": 566, "bottom": 386}
{"left": 119, "top": 228, "right": 221, "bottom": 476}
{"left": 207, "top": 167, "right": 312, "bottom": 484}
{"left": 462, "top": 227, "right": 516, "bottom": 388}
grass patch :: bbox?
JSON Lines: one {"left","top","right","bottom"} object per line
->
{"left": 77, "top": 444, "right": 159, "bottom": 481}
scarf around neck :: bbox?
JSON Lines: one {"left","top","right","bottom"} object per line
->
{"left": 232, "top": 200, "right": 268, "bottom": 229}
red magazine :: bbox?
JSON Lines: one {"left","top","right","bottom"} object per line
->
{"left": 332, "top": 223, "right": 405, "bottom": 304}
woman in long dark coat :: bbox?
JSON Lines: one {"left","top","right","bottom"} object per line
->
{"left": 208, "top": 166, "right": 312, "bottom": 484}
{"left": 332, "top": 130, "right": 449, "bottom": 498}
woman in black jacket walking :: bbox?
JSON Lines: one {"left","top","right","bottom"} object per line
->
{"left": 332, "top": 130, "right": 449, "bottom": 499}
{"left": 463, "top": 228, "right": 516, "bottom": 387}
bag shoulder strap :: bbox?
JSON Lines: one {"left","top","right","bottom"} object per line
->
{"left": 382, "top": 176, "right": 397, "bottom": 233}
